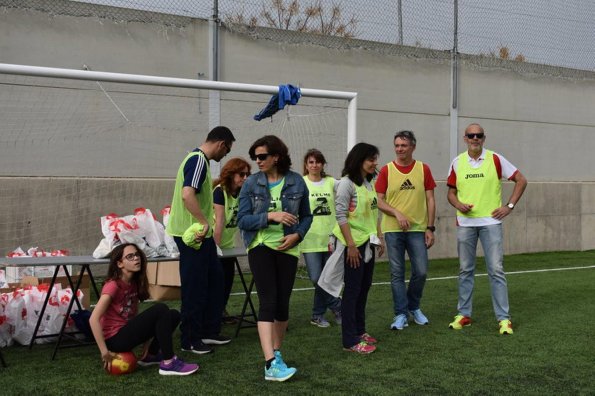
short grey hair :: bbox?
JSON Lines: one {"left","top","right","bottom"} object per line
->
{"left": 394, "top": 130, "right": 417, "bottom": 146}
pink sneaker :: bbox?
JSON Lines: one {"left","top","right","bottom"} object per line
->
{"left": 360, "top": 333, "right": 377, "bottom": 345}
{"left": 344, "top": 341, "right": 376, "bottom": 354}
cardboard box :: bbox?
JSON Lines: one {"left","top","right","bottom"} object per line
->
{"left": 147, "top": 261, "right": 180, "bottom": 286}
{"left": 146, "top": 261, "right": 180, "bottom": 301}
{"left": 148, "top": 284, "right": 180, "bottom": 301}
{"left": 146, "top": 262, "right": 158, "bottom": 284}
{"left": 0, "top": 274, "right": 90, "bottom": 309}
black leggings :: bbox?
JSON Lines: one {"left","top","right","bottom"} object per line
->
{"left": 105, "top": 303, "right": 180, "bottom": 360}
{"left": 220, "top": 257, "right": 236, "bottom": 309}
{"left": 248, "top": 245, "right": 297, "bottom": 322}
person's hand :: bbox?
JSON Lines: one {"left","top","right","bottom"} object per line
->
{"left": 268, "top": 211, "right": 298, "bottom": 226}
{"left": 376, "top": 239, "right": 385, "bottom": 257}
{"left": 491, "top": 206, "right": 512, "bottom": 220}
{"left": 457, "top": 202, "right": 474, "bottom": 213}
{"left": 394, "top": 210, "right": 411, "bottom": 231}
{"left": 101, "top": 350, "right": 117, "bottom": 371}
{"left": 425, "top": 230, "right": 435, "bottom": 248}
{"left": 346, "top": 245, "right": 361, "bottom": 268}
{"left": 194, "top": 223, "right": 209, "bottom": 243}
{"left": 277, "top": 233, "right": 301, "bottom": 251}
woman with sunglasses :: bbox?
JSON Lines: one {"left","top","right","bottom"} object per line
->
{"left": 334, "top": 142, "right": 384, "bottom": 354}
{"left": 300, "top": 149, "right": 342, "bottom": 328}
{"left": 237, "top": 135, "right": 312, "bottom": 382}
{"left": 89, "top": 243, "right": 199, "bottom": 376}
{"left": 212, "top": 157, "right": 252, "bottom": 323}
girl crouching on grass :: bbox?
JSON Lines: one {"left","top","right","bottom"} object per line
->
{"left": 89, "top": 243, "right": 198, "bottom": 376}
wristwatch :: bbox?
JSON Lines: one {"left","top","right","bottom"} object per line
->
{"left": 426, "top": 226, "right": 436, "bottom": 232}
{"left": 507, "top": 202, "right": 515, "bottom": 210}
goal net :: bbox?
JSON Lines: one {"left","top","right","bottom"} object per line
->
{"left": 0, "top": 65, "right": 354, "bottom": 256}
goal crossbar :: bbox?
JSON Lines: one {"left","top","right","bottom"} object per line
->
{"left": 0, "top": 62, "right": 358, "bottom": 149}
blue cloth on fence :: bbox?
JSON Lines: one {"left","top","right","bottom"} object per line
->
{"left": 253, "top": 84, "right": 301, "bottom": 121}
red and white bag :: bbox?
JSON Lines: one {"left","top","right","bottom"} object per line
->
{"left": 134, "top": 207, "right": 165, "bottom": 249}
{"left": 161, "top": 206, "right": 179, "bottom": 258}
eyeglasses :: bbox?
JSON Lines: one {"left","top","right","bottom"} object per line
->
{"left": 465, "top": 133, "right": 485, "bottom": 139}
{"left": 251, "top": 153, "right": 271, "bottom": 161}
{"left": 124, "top": 252, "right": 141, "bottom": 261}
{"left": 238, "top": 172, "right": 250, "bottom": 178}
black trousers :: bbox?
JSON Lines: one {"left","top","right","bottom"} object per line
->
{"left": 105, "top": 303, "right": 180, "bottom": 360}
{"left": 220, "top": 257, "right": 236, "bottom": 309}
{"left": 341, "top": 243, "right": 375, "bottom": 348}
{"left": 248, "top": 245, "right": 297, "bottom": 322}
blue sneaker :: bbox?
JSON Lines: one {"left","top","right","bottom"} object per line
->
{"left": 390, "top": 314, "right": 409, "bottom": 330}
{"left": 273, "top": 350, "right": 288, "bottom": 370}
{"left": 310, "top": 315, "right": 330, "bottom": 328}
{"left": 264, "top": 358, "right": 297, "bottom": 382}
{"left": 410, "top": 309, "right": 429, "bottom": 325}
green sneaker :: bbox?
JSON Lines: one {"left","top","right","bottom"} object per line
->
{"left": 498, "top": 319, "right": 513, "bottom": 335}
{"left": 448, "top": 314, "right": 471, "bottom": 330}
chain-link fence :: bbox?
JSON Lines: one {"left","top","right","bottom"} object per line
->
{"left": 2, "top": 0, "right": 594, "bottom": 71}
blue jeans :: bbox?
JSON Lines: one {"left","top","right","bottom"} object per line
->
{"left": 457, "top": 224, "right": 510, "bottom": 321}
{"left": 303, "top": 252, "right": 342, "bottom": 316}
{"left": 385, "top": 232, "right": 428, "bottom": 316}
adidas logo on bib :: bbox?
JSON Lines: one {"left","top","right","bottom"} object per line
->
{"left": 400, "top": 179, "right": 415, "bottom": 190}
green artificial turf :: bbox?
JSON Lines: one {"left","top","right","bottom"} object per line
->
{"left": 1, "top": 251, "right": 593, "bottom": 395}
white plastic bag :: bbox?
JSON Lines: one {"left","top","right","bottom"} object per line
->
{"left": 161, "top": 205, "right": 179, "bottom": 258}
{"left": 134, "top": 207, "right": 165, "bottom": 248}
{"left": 0, "top": 293, "right": 13, "bottom": 347}
{"left": 6, "top": 290, "right": 33, "bottom": 346}
{"left": 37, "top": 287, "right": 62, "bottom": 344}
{"left": 92, "top": 238, "right": 116, "bottom": 259}
{"left": 94, "top": 213, "right": 124, "bottom": 258}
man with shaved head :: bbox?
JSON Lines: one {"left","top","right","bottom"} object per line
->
{"left": 446, "top": 123, "right": 527, "bottom": 335}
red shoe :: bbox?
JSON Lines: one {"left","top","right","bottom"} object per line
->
{"left": 344, "top": 341, "right": 376, "bottom": 354}
{"left": 360, "top": 333, "right": 377, "bottom": 345}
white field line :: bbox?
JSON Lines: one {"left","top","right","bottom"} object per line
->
{"left": 230, "top": 264, "right": 595, "bottom": 296}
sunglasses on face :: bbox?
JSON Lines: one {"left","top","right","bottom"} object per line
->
{"left": 465, "top": 133, "right": 485, "bottom": 139}
{"left": 238, "top": 172, "right": 250, "bottom": 178}
{"left": 124, "top": 252, "right": 141, "bottom": 261}
{"left": 251, "top": 153, "right": 271, "bottom": 161}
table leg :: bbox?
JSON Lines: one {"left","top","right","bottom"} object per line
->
{"left": 29, "top": 265, "right": 61, "bottom": 350}
{"left": 51, "top": 264, "right": 89, "bottom": 360}
{"left": 235, "top": 260, "right": 258, "bottom": 337}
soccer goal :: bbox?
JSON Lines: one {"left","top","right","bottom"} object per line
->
{"left": 0, "top": 63, "right": 357, "bottom": 255}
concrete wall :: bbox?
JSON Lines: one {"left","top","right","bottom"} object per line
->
{"left": 0, "top": 3, "right": 594, "bottom": 255}
{"left": 457, "top": 63, "right": 595, "bottom": 182}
